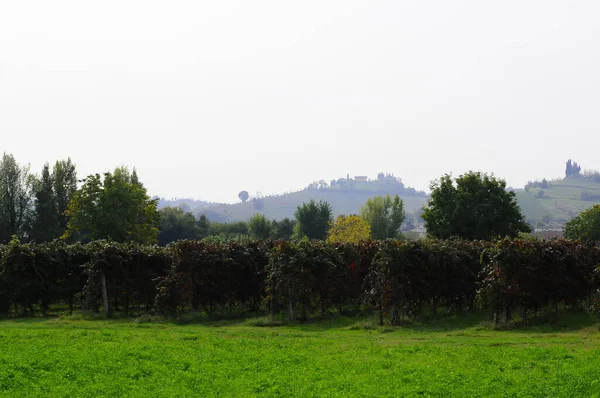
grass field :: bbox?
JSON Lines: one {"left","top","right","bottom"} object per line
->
{"left": 2, "top": 313, "right": 600, "bottom": 397}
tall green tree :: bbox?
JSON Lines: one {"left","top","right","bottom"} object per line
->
{"left": 53, "top": 158, "right": 77, "bottom": 232}
{"left": 158, "top": 206, "right": 200, "bottom": 245}
{"left": 0, "top": 153, "right": 33, "bottom": 243}
{"left": 130, "top": 168, "right": 141, "bottom": 186}
{"left": 564, "top": 204, "right": 600, "bottom": 243}
{"left": 293, "top": 200, "right": 332, "bottom": 240}
{"left": 197, "top": 214, "right": 211, "bottom": 238}
{"left": 422, "top": 172, "right": 530, "bottom": 240}
{"left": 31, "top": 164, "right": 60, "bottom": 242}
{"left": 64, "top": 167, "right": 159, "bottom": 244}
{"left": 247, "top": 213, "right": 272, "bottom": 239}
{"left": 565, "top": 159, "right": 582, "bottom": 178}
{"left": 360, "top": 194, "right": 405, "bottom": 240}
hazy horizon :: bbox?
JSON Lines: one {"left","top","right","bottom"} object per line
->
{"left": 2, "top": 1, "right": 599, "bottom": 203}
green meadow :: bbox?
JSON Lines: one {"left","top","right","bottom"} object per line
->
{"left": 1, "top": 314, "right": 600, "bottom": 397}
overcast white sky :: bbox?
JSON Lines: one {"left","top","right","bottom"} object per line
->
{"left": 1, "top": 1, "right": 599, "bottom": 203}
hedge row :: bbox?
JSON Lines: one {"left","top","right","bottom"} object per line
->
{"left": 479, "top": 238, "right": 600, "bottom": 323}
{"left": 1, "top": 238, "right": 599, "bottom": 324}
{"left": 0, "top": 240, "right": 170, "bottom": 316}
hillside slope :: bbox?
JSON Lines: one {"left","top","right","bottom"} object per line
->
{"left": 181, "top": 175, "right": 600, "bottom": 225}
{"left": 196, "top": 177, "right": 428, "bottom": 222}
{"left": 514, "top": 177, "right": 600, "bottom": 224}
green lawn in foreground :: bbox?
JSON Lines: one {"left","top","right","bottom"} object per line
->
{"left": 1, "top": 314, "right": 600, "bottom": 397}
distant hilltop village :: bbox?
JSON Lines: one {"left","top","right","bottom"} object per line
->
{"left": 350, "top": 174, "right": 402, "bottom": 183}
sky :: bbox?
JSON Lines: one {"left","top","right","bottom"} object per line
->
{"left": 1, "top": 0, "right": 599, "bottom": 203}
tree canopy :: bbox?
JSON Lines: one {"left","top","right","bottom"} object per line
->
{"left": 207, "top": 221, "right": 248, "bottom": 238}
{"left": 293, "top": 200, "right": 333, "bottom": 240}
{"left": 565, "top": 159, "right": 582, "bottom": 178}
{"left": 327, "top": 215, "right": 371, "bottom": 243}
{"left": 0, "top": 155, "right": 77, "bottom": 244}
{"left": 31, "top": 164, "right": 60, "bottom": 242}
{"left": 158, "top": 206, "right": 201, "bottom": 246}
{"left": 64, "top": 167, "right": 159, "bottom": 244}
{"left": 564, "top": 204, "right": 600, "bottom": 243}
{"left": 272, "top": 218, "right": 296, "bottom": 240}
{"left": 238, "top": 190, "right": 249, "bottom": 202}
{"left": 360, "top": 194, "right": 405, "bottom": 240}
{"left": 247, "top": 213, "right": 272, "bottom": 239}
{"left": 53, "top": 158, "right": 77, "bottom": 232}
{"left": 0, "top": 153, "right": 33, "bottom": 243}
{"left": 422, "top": 172, "right": 530, "bottom": 240}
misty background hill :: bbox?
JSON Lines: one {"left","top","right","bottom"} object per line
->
{"left": 156, "top": 198, "right": 213, "bottom": 214}
{"left": 156, "top": 168, "right": 600, "bottom": 227}
{"left": 513, "top": 175, "right": 600, "bottom": 227}
{"left": 158, "top": 174, "right": 428, "bottom": 222}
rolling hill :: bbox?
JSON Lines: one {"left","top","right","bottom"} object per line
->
{"left": 164, "top": 174, "right": 600, "bottom": 226}
{"left": 195, "top": 176, "right": 428, "bottom": 222}
{"left": 514, "top": 177, "right": 600, "bottom": 225}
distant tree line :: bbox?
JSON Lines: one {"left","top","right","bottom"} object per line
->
{"left": 523, "top": 160, "right": 600, "bottom": 192}
{"left": 524, "top": 178, "right": 551, "bottom": 192}
{"left": 157, "top": 208, "right": 297, "bottom": 245}
{"left": 582, "top": 169, "right": 600, "bottom": 183}
{"left": 161, "top": 171, "right": 531, "bottom": 245}
{"left": 0, "top": 153, "right": 532, "bottom": 248}
{"left": 161, "top": 193, "right": 408, "bottom": 245}
{"left": 0, "top": 153, "right": 160, "bottom": 246}
{"left": 563, "top": 159, "right": 600, "bottom": 182}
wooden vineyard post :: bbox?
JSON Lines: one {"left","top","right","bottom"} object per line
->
{"left": 101, "top": 271, "right": 110, "bottom": 318}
